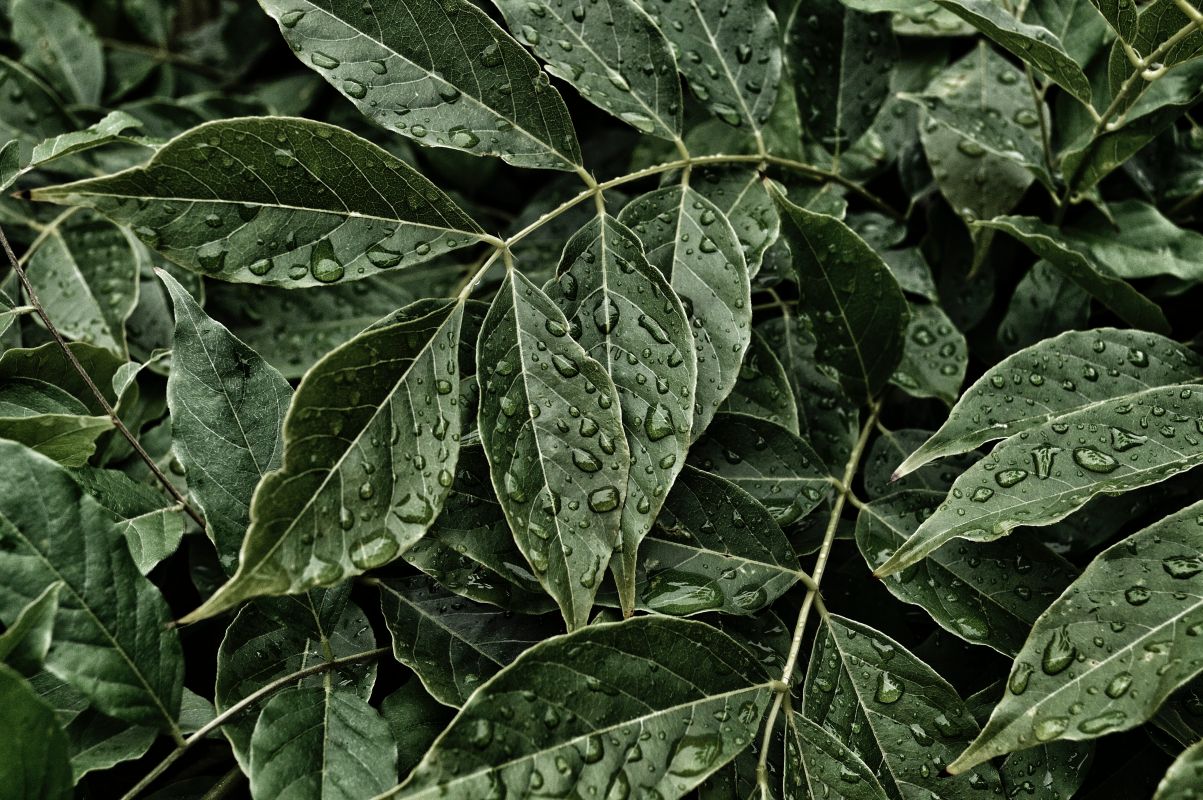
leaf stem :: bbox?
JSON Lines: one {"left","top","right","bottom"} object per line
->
{"left": 755, "top": 401, "right": 880, "bottom": 798}
{"left": 0, "top": 222, "right": 207, "bottom": 530}
{"left": 119, "top": 647, "right": 388, "bottom": 800}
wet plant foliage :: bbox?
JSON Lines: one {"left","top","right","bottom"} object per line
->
{"left": 4, "top": 0, "right": 1203, "bottom": 798}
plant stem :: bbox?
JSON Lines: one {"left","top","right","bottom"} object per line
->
{"left": 0, "top": 222, "right": 207, "bottom": 530}
{"left": 119, "top": 647, "right": 388, "bottom": 800}
{"left": 755, "top": 402, "right": 881, "bottom": 798}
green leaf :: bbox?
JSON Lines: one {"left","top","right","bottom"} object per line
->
{"left": 803, "top": 614, "right": 1003, "bottom": 798}
{"left": 0, "top": 441, "right": 183, "bottom": 729}
{"left": 477, "top": 270, "right": 628, "bottom": 629}
{"left": 785, "top": 0, "right": 898, "bottom": 156}
{"left": 249, "top": 685, "right": 397, "bottom": 800}
{"left": 0, "top": 582, "right": 62, "bottom": 676}
{"left": 0, "top": 380, "right": 112, "bottom": 467}
{"left": 773, "top": 187, "right": 909, "bottom": 400}
{"left": 862, "top": 428, "right": 981, "bottom": 500}
{"left": 877, "top": 384, "right": 1203, "bottom": 575}
{"left": 378, "top": 576, "right": 555, "bottom": 706}
{"left": 635, "top": 0, "right": 781, "bottom": 136}
{"left": 1091, "top": 0, "right": 1137, "bottom": 41}
{"left": 0, "top": 56, "right": 75, "bottom": 157}
{"left": 183, "top": 299, "right": 466, "bottom": 622}
{"left": 856, "top": 490, "right": 1076, "bottom": 654}
{"left": 32, "top": 117, "right": 487, "bottom": 287}
{"left": 11, "top": 0, "right": 104, "bottom": 105}
{"left": 896, "top": 328, "right": 1203, "bottom": 477}
{"left": 719, "top": 330, "right": 799, "bottom": 433}
{"left": 1025, "top": 0, "right": 1110, "bottom": 66}
{"left": 692, "top": 167, "right": 780, "bottom": 278}
{"left": 30, "top": 111, "right": 148, "bottom": 166}
{"left": 999, "top": 737, "right": 1093, "bottom": 800}
{"left": 73, "top": 470, "right": 182, "bottom": 577}
{"left": 891, "top": 302, "right": 967, "bottom": 406}
{"left": 950, "top": 498, "right": 1203, "bottom": 772}
{"left": 688, "top": 412, "right": 832, "bottom": 526}
{"left": 544, "top": 213, "right": 695, "bottom": 618}
{"left": 259, "top": 0, "right": 582, "bottom": 170}
{"left": 0, "top": 664, "right": 73, "bottom": 800}
{"left": 979, "top": 215, "right": 1170, "bottom": 333}
{"left": 639, "top": 466, "right": 803, "bottom": 616}
{"left": 784, "top": 712, "right": 889, "bottom": 800}
{"left": 215, "top": 586, "right": 377, "bottom": 767}
{"left": 618, "top": 185, "right": 751, "bottom": 438}
{"left": 160, "top": 270, "right": 291, "bottom": 571}
{"left": 996, "top": 261, "right": 1090, "bottom": 356}
{"left": 391, "top": 616, "right": 774, "bottom": 799}
{"left": 0, "top": 343, "right": 123, "bottom": 417}
{"left": 381, "top": 680, "right": 454, "bottom": 778}
{"left": 1106, "top": 0, "right": 1203, "bottom": 101}
{"left": 1155, "top": 739, "right": 1203, "bottom": 800}
{"left": 934, "top": 0, "right": 1093, "bottom": 104}
{"left": 0, "top": 139, "right": 23, "bottom": 194}
{"left": 491, "top": 0, "right": 682, "bottom": 140}
{"left": 1057, "top": 199, "right": 1203, "bottom": 285}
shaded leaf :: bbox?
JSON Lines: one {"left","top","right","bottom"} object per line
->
{"left": 692, "top": 166, "right": 780, "bottom": 277}
{"left": 381, "top": 680, "right": 454, "bottom": 778}
{"left": 11, "top": 0, "right": 103, "bottom": 105}
{"left": 0, "top": 379, "right": 112, "bottom": 467}
{"left": 891, "top": 302, "right": 966, "bottom": 406}
{"left": 0, "top": 56, "right": 75, "bottom": 159}
{"left": 1155, "top": 739, "right": 1203, "bottom": 800}
{"left": 1091, "top": 0, "right": 1137, "bottom": 42}
{"left": 862, "top": 428, "right": 981, "bottom": 500}
{"left": 0, "top": 664, "right": 73, "bottom": 800}
{"left": 997, "top": 261, "right": 1091, "bottom": 356}
{"left": 0, "top": 582, "right": 61, "bottom": 677}
{"left": 1058, "top": 199, "right": 1203, "bottom": 285}
{"left": 784, "top": 712, "right": 889, "bottom": 800}
{"left": 719, "top": 330, "right": 799, "bottom": 433}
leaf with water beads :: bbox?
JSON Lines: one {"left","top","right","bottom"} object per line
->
{"left": 545, "top": 213, "right": 695, "bottom": 618}
{"left": 895, "top": 328, "right": 1203, "bottom": 478}
{"left": 32, "top": 117, "right": 487, "bottom": 287}
{"left": 877, "top": 384, "right": 1203, "bottom": 576}
{"left": 477, "top": 269, "right": 629, "bottom": 630}
{"left": 388, "top": 616, "right": 775, "bottom": 799}
{"left": 803, "top": 615, "right": 1003, "bottom": 798}
{"left": 182, "top": 299, "right": 466, "bottom": 622}
{"left": 891, "top": 301, "right": 967, "bottom": 406}
{"left": 950, "top": 498, "right": 1203, "bottom": 772}
{"left": 260, "top": 0, "right": 582, "bottom": 170}
{"left": 783, "top": 712, "right": 889, "bottom": 800}
{"left": 719, "top": 330, "right": 799, "bottom": 433}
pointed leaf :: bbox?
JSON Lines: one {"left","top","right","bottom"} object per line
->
{"left": 378, "top": 576, "right": 556, "bottom": 706}
{"left": 11, "top": 0, "right": 104, "bottom": 105}
{"left": 71, "top": 468, "right": 185, "bottom": 575}
{"left": 0, "top": 381, "right": 111, "bottom": 467}
{"left": 0, "top": 582, "right": 62, "bottom": 676}
{"left": 0, "top": 441, "right": 183, "bottom": 729}
{"left": 619, "top": 186, "right": 751, "bottom": 437}
{"left": 160, "top": 270, "right": 292, "bottom": 571}
{"left": 773, "top": 188, "right": 909, "bottom": 400}
{"left": 878, "top": 384, "right": 1203, "bottom": 575}
{"left": 692, "top": 167, "right": 780, "bottom": 278}
{"left": 895, "top": 329, "right": 1203, "bottom": 477}
{"left": 183, "top": 299, "right": 465, "bottom": 622}
{"left": 32, "top": 117, "right": 486, "bottom": 287}
{"left": 392, "top": 617, "right": 774, "bottom": 799}
{"left": 477, "top": 270, "right": 628, "bottom": 629}
{"left": 719, "top": 330, "right": 799, "bottom": 433}
{"left": 1091, "top": 0, "right": 1137, "bottom": 41}
{"left": 1056, "top": 199, "right": 1203, "bottom": 284}
{"left": 0, "top": 665, "right": 73, "bottom": 800}
{"left": 545, "top": 213, "right": 695, "bottom": 617}
{"left": 863, "top": 429, "right": 981, "bottom": 501}
{"left": 951, "top": 499, "right": 1203, "bottom": 772}
{"left": 260, "top": 0, "right": 582, "bottom": 170}
{"left": 784, "top": 712, "right": 889, "bottom": 800}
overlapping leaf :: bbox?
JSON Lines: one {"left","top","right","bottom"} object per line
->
{"left": 0, "top": 665, "right": 73, "bottom": 800}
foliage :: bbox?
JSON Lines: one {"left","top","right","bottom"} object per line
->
{"left": 3, "top": 0, "right": 1203, "bottom": 797}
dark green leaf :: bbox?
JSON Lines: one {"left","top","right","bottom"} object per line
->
{"left": 692, "top": 167, "right": 780, "bottom": 277}
{"left": 784, "top": 712, "right": 889, "bottom": 800}
{"left": 891, "top": 301, "right": 966, "bottom": 406}
{"left": 1091, "top": 0, "right": 1137, "bottom": 41}
{"left": 0, "top": 379, "right": 112, "bottom": 467}
{"left": 719, "top": 330, "right": 799, "bottom": 433}
{"left": 0, "top": 664, "right": 73, "bottom": 800}
{"left": 862, "top": 428, "right": 981, "bottom": 500}
{"left": 0, "top": 582, "right": 61, "bottom": 676}
{"left": 1155, "top": 739, "right": 1203, "bottom": 800}
{"left": 381, "top": 680, "right": 454, "bottom": 778}
{"left": 11, "top": 0, "right": 103, "bottom": 105}
{"left": 997, "top": 261, "right": 1091, "bottom": 356}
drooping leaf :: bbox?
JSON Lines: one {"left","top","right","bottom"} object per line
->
{"left": 0, "top": 664, "right": 73, "bottom": 800}
{"left": 877, "top": 384, "right": 1203, "bottom": 575}
{"left": 544, "top": 213, "right": 695, "bottom": 617}
{"left": 378, "top": 576, "right": 555, "bottom": 706}
{"left": 856, "top": 490, "right": 1076, "bottom": 655}
{"left": 891, "top": 301, "right": 967, "bottom": 406}
{"left": 719, "top": 330, "right": 799, "bottom": 433}
{"left": 618, "top": 185, "right": 751, "bottom": 438}
{"left": 783, "top": 712, "right": 889, "bottom": 800}
{"left": 259, "top": 0, "right": 582, "bottom": 170}
{"left": 1155, "top": 739, "right": 1203, "bottom": 800}
{"left": 477, "top": 269, "right": 628, "bottom": 629}
{"left": 391, "top": 616, "right": 774, "bottom": 799}
{"left": 160, "top": 270, "right": 291, "bottom": 571}
{"left": 492, "top": 0, "right": 682, "bottom": 140}
{"left": 32, "top": 117, "right": 487, "bottom": 287}
{"left": 182, "top": 299, "right": 466, "bottom": 622}
{"left": 803, "top": 614, "right": 1003, "bottom": 798}
{"left": 895, "top": 329, "right": 1203, "bottom": 477}
{"left": 773, "top": 187, "right": 909, "bottom": 400}
{"left": 0, "top": 441, "right": 183, "bottom": 729}
{"left": 0, "top": 582, "right": 62, "bottom": 677}
{"left": 249, "top": 685, "right": 397, "bottom": 800}
{"left": 0, "top": 380, "right": 112, "bottom": 467}
{"left": 950, "top": 499, "right": 1203, "bottom": 772}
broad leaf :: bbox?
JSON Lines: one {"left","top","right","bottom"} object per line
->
{"left": 378, "top": 576, "right": 555, "bottom": 706}
{"left": 896, "top": 329, "right": 1203, "bottom": 477}
{"left": 32, "top": 117, "right": 487, "bottom": 286}
{"left": 0, "top": 380, "right": 112, "bottom": 467}
{"left": 160, "top": 270, "right": 291, "bottom": 570}
{"left": 1091, "top": 0, "right": 1137, "bottom": 41}
{"left": 804, "top": 615, "right": 1003, "bottom": 798}
{"left": 249, "top": 685, "right": 397, "bottom": 800}
{"left": 0, "top": 582, "right": 61, "bottom": 676}
{"left": 773, "top": 187, "right": 909, "bottom": 400}
{"left": 997, "top": 261, "right": 1090, "bottom": 356}
{"left": 382, "top": 681, "right": 454, "bottom": 777}
{"left": 856, "top": 490, "right": 1076, "bottom": 655}
{"left": 392, "top": 616, "right": 774, "bottom": 798}
{"left": 0, "top": 441, "right": 183, "bottom": 729}
{"left": 477, "top": 269, "right": 628, "bottom": 629}
{"left": 877, "top": 384, "right": 1203, "bottom": 574}
{"left": 719, "top": 330, "right": 799, "bottom": 433}
{"left": 1105, "top": 0, "right": 1203, "bottom": 102}
{"left": 0, "top": 664, "right": 73, "bottom": 800}
{"left": 72, "top": 467, "right": 184, "bottom": 575}
{"left": 1056, "top": 200, "right": 1203, "bottom": 285}
{"left": 618, "top": 185, "right": 751, "bottom": 438}
{"left": 183, "top": 299, "right": 465, "bottom": 622}
{"left": 492, "top": 0, "right": 682, "bottom": 139}
{"left": 259, "top": 0, "right": 583, "bottom": 170}
{"left": 0, "top": 56, "right": 75, "bottom": 157}
{"left": 951, "top": 499, "right": 1203, "bottom": 771}
{"left": 11, "top": 0, "right": 104, "bottom": 105}
{"left": 891, "top": 301, "right": 967, "bottom": 406}
{"left": 1155, "top": 739, "right": 1203, "bottom": 800}
{"left": 545, "top": 213, "right": 695, "bottom": 617}
{"left": 784, "top": 712, "right": 889, "bottom": 800}
{"left": 692, "top": 167, "right": 780, "bottom": 277}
